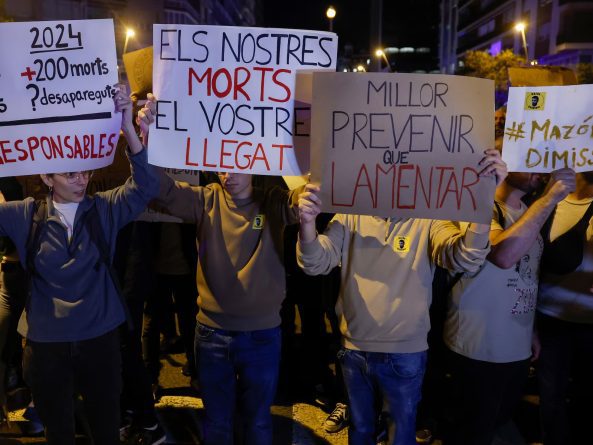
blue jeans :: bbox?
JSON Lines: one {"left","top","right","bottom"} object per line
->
{"left": 195, "top": 322, "right": 281, "bottom": 445}
{"left": 339, "top": 348, "right": 427, "bottom": 445}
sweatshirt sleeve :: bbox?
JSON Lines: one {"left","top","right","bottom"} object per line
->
{"left": 151, "top": 168, "right": 206, "bottom": 224}
{"left": 268, "top": 184, "right": 302, "bottom": 225}
{"left": 429, "top": 220, "right": 490, "bottom": 274}
{"left": 95, "top": 147, "right": 160, "bottom": 230}
{"left": 297, "top": 214, "right": 345, "bottom": 275}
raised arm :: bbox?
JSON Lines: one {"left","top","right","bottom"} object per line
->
{"left": 488, "top": 168, "right": 575, "bottom": 269}
{"left": 95, "top": 86, "right": 160, "bottom": 230}
{"left": 430, "top": 219, "right": 491, "bottom": 274}
{"left": 117, "top": 85, "right": 144, "bottom": 155}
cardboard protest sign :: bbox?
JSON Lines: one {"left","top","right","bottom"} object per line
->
{"left": 149, "top": 24, "right": 337, "bottom": 176}
{"left": 123, "top": 46, "right": 153, "bottom": 99}
{"left": 311, "top": 73, "right": 496, "bottom": 223}
{"left": 0, "top": 19, "right": 121, "bottom": 177}
{"left": 508, "top": 66, "right": 577, "bottom": 87}
{"left": 502, "top": 85, "right": 593, "bottom": 173}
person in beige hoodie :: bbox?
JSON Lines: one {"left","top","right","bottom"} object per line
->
{"left": 137, "top": 95, "right": 302, "bottom": 445}
{"left": 296, "top": 149, "right": 507, "bottom": 445}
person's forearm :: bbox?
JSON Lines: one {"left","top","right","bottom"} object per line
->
{"left": 488, "top": 194, "right": 557, "bottom": 268}
{"left": 122, "top": 125, "right": 144, "bottom": 155}
{"left": 299, "top": 219, "right": 317, "bottom": 243}
{"left": 468, "top": 222, "right": 490, "bottom": 235}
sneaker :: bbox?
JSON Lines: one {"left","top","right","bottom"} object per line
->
{"left": 313, "top": 383, "right": 331, "bottom": 408}
{"left": 120, "top": 410, "right": 134, "bottom": 443}
{"left": 416, "top": 428, "right": 433, "bottom": 444}
{"left": 131, "top": 423, "right": 166, "bottom": 445}
{"left": 375, "top": 427, "right": 388, "bottom": 445}
{"left": 22, "top": 404, "right": 44, "bottom": 435}
{"left": 324, "top": 402, "right": 349, "bottom": 433}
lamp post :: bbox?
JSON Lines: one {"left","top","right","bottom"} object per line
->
{"left": 514, "top": 22, "right": 528, "bottom": 62}
{"left": 123, "top": 28, "right": 135, "bottom": 54}
{"left": 326, "top": 6, "right": 336, "bottom": 32}
{"left": 375, "top": 49, "right": 392, "bottom": 72}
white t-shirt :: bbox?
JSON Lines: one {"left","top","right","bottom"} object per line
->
{"left": 52, "top": 201, "right": 79, "bottom": 241}
{"left": 444, "top": 201, "right": 542, "bottom": 363}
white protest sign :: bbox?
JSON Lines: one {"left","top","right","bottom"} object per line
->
{"left": 149, "top": 24, "right": 337, "bottom": 176}
{"left": 0, "top": 19, "right": 120, "bottom": 177}
{"left": 502, "top": 85, "right": 593, "bottom": 172}
{"left": 311, "top": 73, "right": 496, "bottom": 223}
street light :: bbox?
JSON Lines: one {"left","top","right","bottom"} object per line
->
{"left": 356, "top": 65, "right": 366, "bottom": 72}
{"left": 326, "top": 6, "right": 336, "bottom": 32}
{"left": 514, "top": 22, "right": 528, "bottom": 61}
{"left": 375, "top": 49, "right": 392, "bottom": 72}
{"left": 123, "top": 28, "right": 135, "bottom": 54}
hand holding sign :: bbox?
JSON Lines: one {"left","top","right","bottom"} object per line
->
{"left": 136, "top": 93, "right": 157, "bottom": 143}
{"left": 298, "top": 183, "right": 322, "bottom": 243}
{"left": 298, "top": 183, "right": 322, "bottom": 224}
{"left": 542, "top": 168, "right": 576, "bottom": 203}
{"left": 478, "top": 148, "right": 508, "bottom": 186}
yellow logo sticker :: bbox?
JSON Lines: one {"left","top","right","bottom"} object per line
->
{"left": 252, "top": 214, "right": 265, "bottom": 230}
{"left": 394, "top": 236, "right": 410, "bottom": 253}
{"left": 524, "top": 92, "right": 546, "bottom": 111}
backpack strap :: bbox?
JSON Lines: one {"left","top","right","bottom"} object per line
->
{"left": 83, "top": 202, "right": 134, "bottom": 330}
{"left": 493, "top": 201, "right": 506, "bottom": 230}
{"left": 25, "top": 200, "right": 48, "bottom": 275}
{"left": 25, "top": 198, "right": 133, "bottom": 330}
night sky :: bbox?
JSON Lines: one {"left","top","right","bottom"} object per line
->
{"left": 262, "top": 0, "right": 440, "bottom": 55}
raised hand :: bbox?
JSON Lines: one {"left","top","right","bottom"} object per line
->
{"left": 478, "top": 148, "right": 508, "bottom": 186}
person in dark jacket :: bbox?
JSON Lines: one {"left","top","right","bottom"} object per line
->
{"left": 0, "top": 85, "right": 159, "bottom": 445}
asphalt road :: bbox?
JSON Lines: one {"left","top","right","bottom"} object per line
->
{"left": 0, "top": 350, "right": 541, "bottom": 445}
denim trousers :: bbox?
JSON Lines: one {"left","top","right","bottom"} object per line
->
{"left": 339, "top": 347, "right": 427, "bottom": 445}
{"left": 195, "top": 322, "right": 281, "bottom": 445}
{"left": 23, "top": 329, "right": 122, "bottom": 445}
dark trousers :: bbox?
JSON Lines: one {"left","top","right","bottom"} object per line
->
{"left": 23, "top": 329, "right": 122, "bottom": 445}
{"left": 537, "top": 312, "right": 593, "bottom": 445}
{"left": 0, "top": 262, "right": 27, "bottom": 404}
{"left": 448, "top": 350, "right": 530, "bottom": 445}
{"left": 117, "top": 222, "right": 159, "bottom": 427}
{"left": 142, "top": 272, "right": 197, "bottom": 382}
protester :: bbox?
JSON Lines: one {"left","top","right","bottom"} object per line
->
{"left": 536, "top": 171, "right": 593, "bottom": 445}
{"left": 296, "top": 149, "right": 507, "bottom": 445}
{"left": 0, "top": 85, "right": 159, "bottom": 445}
{"left": 0, "top": 178, "right": 26, "bottom": 417}
{"left": 117, "top": 219, "right": 167, "bottom": 445}
{"left": 444, "top": 167, "right": 575, "bottom": 445}
{"left": 137, "top": 94, "right": 303, "bottom": 445}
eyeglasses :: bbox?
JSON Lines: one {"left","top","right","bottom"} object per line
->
{"left": 54, "top": 171, "right": 94, "bottom": 184}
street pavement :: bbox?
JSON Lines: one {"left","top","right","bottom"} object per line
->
{"left": 0, "top": 351, "right": 542, "bottom": 444}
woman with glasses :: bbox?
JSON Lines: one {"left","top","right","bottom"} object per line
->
{"left": 0, "top": 85, "right": 159, "bottom": 445}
